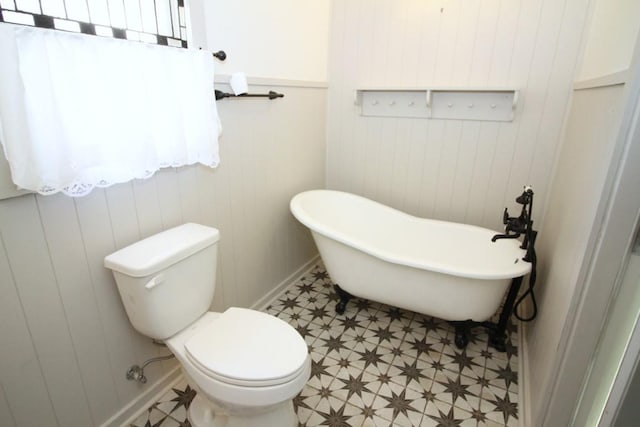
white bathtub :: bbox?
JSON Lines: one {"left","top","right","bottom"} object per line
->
{"left": 290, "top": 190, "right": 531, "bottom": 322}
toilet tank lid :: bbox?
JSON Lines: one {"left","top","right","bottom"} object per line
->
{"left": 104, "top": 223, "right": 220, "bottom": 277}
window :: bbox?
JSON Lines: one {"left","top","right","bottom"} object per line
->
{"left": 0, "top": 0, "right": 187, "bottom": 47}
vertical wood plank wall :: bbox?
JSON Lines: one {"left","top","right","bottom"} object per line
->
{"left": 528, "top": 82, "right": 627, "bottom": 425}
{"left": 0, "top": 83, "right": 326, "bottom": 427}
{"left": 326, "top": 0, "right": 590, "bottom": 231}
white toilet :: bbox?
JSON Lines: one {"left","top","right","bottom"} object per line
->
{"left": 104, "top": 223, "right": 311, "bottom": 427}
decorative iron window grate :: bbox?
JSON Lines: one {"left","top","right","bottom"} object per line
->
{"left": 0, "top": 0, "right": 188, "bottom": 47}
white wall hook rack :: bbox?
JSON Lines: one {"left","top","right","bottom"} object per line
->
{"left": 355, "top": 87, "right": 519, "bottom": 121}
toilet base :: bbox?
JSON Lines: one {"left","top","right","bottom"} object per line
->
{"left": 188, "top": 394, "right": 297, "bottom": 427}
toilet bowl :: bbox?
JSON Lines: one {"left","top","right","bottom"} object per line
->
{"left": 103, "top": 223, "right": 311, "bottom": 427}
{"left": 166, "top": 310, "right": 311, "bottom": 426}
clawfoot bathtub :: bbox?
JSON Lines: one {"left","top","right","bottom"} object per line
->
{"left": 290, "top": 190, "right": 532, "bottom": 350}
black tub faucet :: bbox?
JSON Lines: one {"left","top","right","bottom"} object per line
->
{"left": 492, "top": 187, "right": 534, "bottom": 246}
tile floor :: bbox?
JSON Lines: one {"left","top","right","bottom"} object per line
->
{"left": 131, "top": 264, "right": 519, "bottom": 427}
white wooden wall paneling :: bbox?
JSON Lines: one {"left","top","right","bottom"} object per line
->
{"left": 434, "top": 121, "right": 463, "bottom": 220}
{"left": 481, "top": 123, "right": 518, "bottom": 226}
{"left": 132, "top": 178, "right": 164, "bottom": 238}
{"left": 194, "top": 165, "right": 227, "bottom": 312}
{"left": 487, "top": 1, "right": 521, "bottom": 86}
{"left": 466, "top": 122, "right": 501, "bottom": 225}
{"left": 528, "top": 0, "right": 592, "bottom": 203}
{"left": 226, "top": 101, "right": 253, "bottom": 307}
{"left": 469, "top": 2, "right": 501, "bottom": 85}
{"left": 450, "top": 1, "right": 481, "bottom": 85}
{"left": 0, "top": 230, "right": 56, "bottom": 427}
{"left": 0, "top": 383, "right": 16, "bottom": 427}
{"left": 197, "top": 100, "right": 239, "bottom": 310}
{"left": 417, "top": 120, "right": 446, "bottom": 218}
{"left": 388, "top": 119, "right": 411, "bottom": 209}
{"left": 501, "top": 0, "right": 562, "bottom": 210}
{"left": 72, "top": 191, "right": 157, "bottom": 405}
{"left": 155, "top": 169, "right": 184, "bottom": 230}
{"left": 36, "top": 195, "right": 120, "bottom": 424}
{"left": 242, "top": 107, "right": 267, "bottom": 305}
{"left": 402, "top": 120, "right": 429, "bottom": 216}
{"left": 400, "top": 1, "right": 421, "bottom": 84}
{"left": 450, "top": 121, "right": 481, "bottom": 224}
{"left": 384, "top": 2, "right": 408, "bottom": 85}
{"left": 516, "top": 0, "right": 586, "bottom": 211}
{"left": 325, "top": 0, "right": 348, "bottom": 196}
{"left": 478, "top": 0, "right": 543, "bottom": 225}
{"left": 360, "top": 1, "right": 384, "bottom": 195}
{"left": 473, "top": 0, "right": 520, "bottom": 228}
{"left": 416, "top": 3, "right": 443, "bottom": 85}
{"left": 274, "top": 96, "right": 299, "bottom": 275}
{"left": 202, "top": 163, "right": 236, "bottom": 311}
{"left": 433, "top": 1, "right": 461, "bottom": 87}
{"left": 371, "top": 0, "right": 391, "bottom": 83}
{"left": 529, "top": 83, "right": 627, "bottom": 423}
{"left": 258, "top": 94, "right": 287, "bottom": 298}
{"left": 104, "top": 184, "right": 142, "bottom": 248}
{"left": 347, "top": 1, "right": 378, "bottom": 200}
{"left": 282, "top": 87, "right": 326, "bottom": 270}
{"left": 327, "top": 0, "right": 587, "bottom": 232}
{"left": 177, "top": 166, "right": 203, "bottom": 224}
{"left": 360, "top": 119, "right": 381, "bottom": 199}
{"left": 343, "top": 0, "right": 366, "bottom": 207}
{"left": 253, "top": 102, "right": 277, "bottom": 303}
{"left": 0, "top": 195, "right": 93, "bottom": 427}
{"left": 273, "top": 130, "right": 297, "bottom": 288}
{"left": 462, "top": 1, "right": 508, "bottom": 222}
{"left": 377, "top": 118, "right": 400, "bottom": 206}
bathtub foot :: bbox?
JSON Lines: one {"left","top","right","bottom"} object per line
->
{"left": 452, "top": 321, "right": 471, "bottom": 349}
{"left": 334, "top": 285, "right": 352, "bottom": 314}
{"left": 489, "top": 332, "right": 507, "bottom": 352}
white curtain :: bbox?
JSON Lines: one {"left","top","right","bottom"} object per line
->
{"left": 0, "top": 24, "right": 221, "bottom": 197}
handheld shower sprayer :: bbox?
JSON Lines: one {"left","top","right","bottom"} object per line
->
{"left": 515, "top": 185, "right": 533, "bottom": 205}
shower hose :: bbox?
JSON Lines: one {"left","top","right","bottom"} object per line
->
{"left": 514, "top": 240, "right": 538, "bottom": 322}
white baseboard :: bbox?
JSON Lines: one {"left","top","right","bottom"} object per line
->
{"left": 519, "top": 322, "right": 531, "bottom": 427}
{"left": 100, "top": 366, "right": 182, "bottom": 427}
{"left": 251, "top": 255, "right": 320, "bottom": 311}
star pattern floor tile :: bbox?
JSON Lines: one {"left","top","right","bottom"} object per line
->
{"left": 132, "top": 264, "right": 519, "bottom": 427}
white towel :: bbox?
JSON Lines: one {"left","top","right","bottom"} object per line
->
{"left": 0, "top": 24, "right": 221, "bottom": 196}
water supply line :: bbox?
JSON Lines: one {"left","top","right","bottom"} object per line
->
{"left": 127, "top": 354, "right": 175, "bottom": 383}
{"left": 514, "top": 186, "right": 538, "bottom": 322}
{"left": 514, "top": 229, "right": 538, "bottom": 321}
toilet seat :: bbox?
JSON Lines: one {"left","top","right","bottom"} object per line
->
{"left": 184, "top": 307, "right": 308, "bottom": 387}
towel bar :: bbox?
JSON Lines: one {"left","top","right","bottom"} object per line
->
{"left": 215, "top": 90, "right": 284, "bottom": 101}
{"left": 209, "top": 52, "right": 284, "bottom": 101}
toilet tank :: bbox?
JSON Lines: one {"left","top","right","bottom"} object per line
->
{"left": 104, "top": 223, "right": 220, "bottom": 340}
